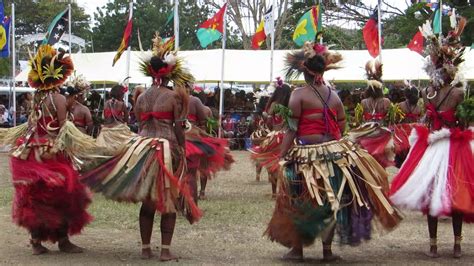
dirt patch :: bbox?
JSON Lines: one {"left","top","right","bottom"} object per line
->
{"left": 0, "top": 151, "right": 472, "bottom": 265}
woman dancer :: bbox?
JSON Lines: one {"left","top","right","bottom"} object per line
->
{"left": 186, "top": 85, "right": 233, "bottom": 201}
{"left": 266, "top": 42, "right": 401, "bottom": 261}
{"left": 393, "top": 86, "right": 422, "bottom": 167}
{"left": 349, "top": 60, "right": 394, "bottom": 168}
{"left": 390, "top": 18, "right": 473, "bottom": 259}
{"left": 81, "top": 35, "right": 201, "bottom": 261}
{"left": 2, "top": 45, "right": 92, "bottom": 255}
{"left": 64, "top": 87, "right": 93, "bottom": 135}
{"left": 250, "top": 78, "right": 291, "bottom": 198}
{"left": 95, "top": 85, "right": 132, "bottom": 150}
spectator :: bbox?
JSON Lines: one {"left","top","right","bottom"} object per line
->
{"left": 0, "top": 104, "right": 8, "bottom": 127}
{"left": 236, "top": 116, "right": 249, "bottom": 150}
{"left": 222, "top": 113, "right": 235, "bottom": 138}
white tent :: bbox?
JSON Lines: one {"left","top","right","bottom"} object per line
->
{"left": 17, "top": 48, "right": 473, "bottom": 85}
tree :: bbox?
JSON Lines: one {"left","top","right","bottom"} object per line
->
{"left": 92, "top": 0, "right": 210, "bottom": 52}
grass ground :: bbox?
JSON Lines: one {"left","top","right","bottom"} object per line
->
{"left": 0, "top": 151, "right": 472, "bottom": 265}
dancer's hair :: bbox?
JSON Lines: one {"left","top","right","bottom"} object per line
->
{"left": 404, "top": 86, "right": 419, "bottom": 106}
{"left": 266, "top": 83, "right": 291, "bottom": 111}
{"left": 110, "top": 85, "right": 125, "bottom": 100}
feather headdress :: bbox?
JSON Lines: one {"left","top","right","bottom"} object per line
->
{"left": 420, "top": 16, "right": 467, "bottom": 90}
{"left": 365, "top": 59, "right": 383, "bottom": 89}
{"left": 65, "top": 72, "right": 91, "bottom": 92}
{"left": 284, "top": 41, "right": 342, "bottom": 81}
{"left": 139, "top": 32, "right": 194, "bottom": 87}
{"left": 28, "top": 45, "right": 74, "bottom": 91}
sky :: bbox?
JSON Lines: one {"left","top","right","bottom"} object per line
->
{"left": 77, "top": 0, "right": 412, "bottom": 18}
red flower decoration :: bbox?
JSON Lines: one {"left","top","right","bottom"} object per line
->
{"left": 313, "top": 44, "right": 327, "bottom": 55}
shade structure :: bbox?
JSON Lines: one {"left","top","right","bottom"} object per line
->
{"left": 17, "top": 48, "right": 473, "bottom": 85}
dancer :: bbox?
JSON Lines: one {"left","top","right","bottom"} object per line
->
{"left": 393, "top": 86, "right": 422, "bottom": 167}
{"left": 348, "top": 60, "right": 395, "bottom": 168}
{"left": 249, "top": 117, "right": 270, "bottom": 182}
{"left": 1, "top": 45, "right": 92, "bottom": 255}
{"left": 266, "top": 42, "right": 401, "bottom": 261}
{"left": 186, "top": 84, "right": 233, "bottom": 201}
{"left": 81, "top": 35, "right": 201, "bottom": 261}
{"left": 64, "top": 75, "right": 93, "bottom": 135}
{"left": 95, "top": 84, "right": 133, "bottom": 150}
{"left": 250, "top": 78, "right": 291, "bottom": 198}
{"left": 390, "top": 17, "right": 473, "bottom": 259}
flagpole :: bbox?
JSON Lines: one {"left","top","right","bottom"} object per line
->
{"left": 68, "top": 3, "right": 72, "bottom": 54}
{"left": 377, "top": 0, "right": 382, "bottom": 62}
{"left": 269, "top": 0, "right": 275, "bottom": 83}
{"left": 11, "top": 3, "right": 16, "bottom": 127}
{"left": 124, "top": 1, "right": 133, "bottom": 105}
{"left": 439, "top": 0, "right": 443, "bottom": 39}
{"left": 218, "top": 3, "right": 227, "bottom": 138}
{"left": 174, "top": 0, "right": 179, "bottom": 50}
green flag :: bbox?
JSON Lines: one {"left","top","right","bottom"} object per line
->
{"left": 433, "top": 7, "right": 441, "bottom": 34}
{"left": 292, "top": 5, "right": 322, "bottom": 47}
{"left": 165, "top": 9, "right": 174, "bottom": 27}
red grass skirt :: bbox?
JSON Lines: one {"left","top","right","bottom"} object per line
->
{"left": 391, "top": 123, "right": 419, "bottom": 168}
{"left": 390, "top": 126, "right": 474, "bottom": 222}
{"left": 186, "top": 126, "right": 234, "bottom": 176}
{"left": 249, "top": 131, "right": 284, "bottom": 175}
{"left": 11, "top": 153, "right": 92, "bottom": 242}
{"left": 349, "top": 124, "right": 394, "bottom": 168}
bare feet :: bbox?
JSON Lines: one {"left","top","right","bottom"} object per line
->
{"left": 256, "top": 175, "right": 260, "bottom": 182}
{"left": 31, "top": 240, "right": 49, "bottom": 255}
{"left": 322, "top": 249, "right": 341, "bottom": 262}
{"left": 199, "top": 191, "right": 207, "bottom": 200}
{"left": 453, "top": 244, "right": 462, "bottom": 259}
{"left": 58, "top": 238, "right": 84, "bottom": 253}
{"left": 141, "top": 247, "right": 153, "bottom": 260}
{"left": 425, "top": 245, "right": 440, "bottom": 258}
{"left": 160, "top": 248, "right": 179, "bottom": 262}
{"left": 282, "top": 247, "right": 303, "bottom": 261}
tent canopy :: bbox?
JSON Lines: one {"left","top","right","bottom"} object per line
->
{"left": 16, "top": 48, "right": 474, "bottom": 85}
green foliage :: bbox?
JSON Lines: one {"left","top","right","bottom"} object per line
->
{"left": 92, "top": 0, "right": 211, "bottom": 52}
{"left": 456, "top": 97, "right": 474, "bottom": 125}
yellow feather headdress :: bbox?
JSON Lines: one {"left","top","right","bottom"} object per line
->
{"left": 28, "top": 45, "right": 74, "bottom": 91}
{"left": 139, "top": 32, "right": 194, "bottom": 87}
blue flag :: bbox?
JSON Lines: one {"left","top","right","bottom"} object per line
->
{"left": 0, "top": 0, "right": 9, "bottom": 58}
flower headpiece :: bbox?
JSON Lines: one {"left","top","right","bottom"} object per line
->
{"left": 139, "top": 32, "right": 194, "bottom": 87}
{"left": 28, "top": 45, "right": 74, "bottom": 91}
{"left": 420, "top": 15, "right": 467, "bottom": 90}
{"left": 284, "top": 41, "right": 342, "bottom": 81}
{"left": 365, "top": 59, "right": 383, "bottom": 90}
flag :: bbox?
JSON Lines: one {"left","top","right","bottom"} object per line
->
{"left": 161, "top": 8, "right": 174, "bottom": 37}
{"left": 196, "top": 4, "right": 227, "bottom": 48}
{"left": 137, "top": 28, "right": 144, "bottom": 51}
{"left": 112, "top": 15, "right": 133, "bottom": 66}
{"left": 433, "top": 6, "right": 441, "bottom": 34}
{"left": 0, "top": 1, "right": 9, "bottom": 58}
{"left": 251, "top": 6, "right": 273, "bottom": 49}
{"left": 407, "top": 30, "right": 424, "bottom": 54}
{"left": 292, "top": 5, "right": 322, "bottom": 47}
{"left": 363, "top": 8, "right": 380, "bottom": 58}
{"left": 42, "top": 8, "right": 69, "bottom": 46}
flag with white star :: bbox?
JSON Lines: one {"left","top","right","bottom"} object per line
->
{"left": 42, "top": 8, "right": 69, "bottom": 46}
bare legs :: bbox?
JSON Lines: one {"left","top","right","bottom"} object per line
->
{"left": 140, "top": 201, "right": 178, "bottom": 261}
{"left": 270, "top": 173, "right": 277, "bottom": 199}
{"left": 199, "top": 173, "right": 208, "bottom": 200}
{"left": 30, "top": 231, "right": 49, "bottom": 255}
{"left": 427, "top": 212, "right": 463, "bottom": 258}
{"left": 255, "top": 165, "right": 262, "bottom": 181}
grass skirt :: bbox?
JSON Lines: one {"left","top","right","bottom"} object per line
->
{"left": 390, "top": 126, "right": 474, "bottom": 222}
{"left": 391, "top": 123, "right": 419, "bottom": 168}
{"left": 266, "top": 138, "right": 401, "bottom": 248}
{"left": 96, "top": 124, "right": 135, "bottom": 151}
{"left": 249, "top": 131, "right": 284, "bottom": 176}
{"left": 347, "top": 123, "right": 395, "bottom": 168}
{"left": 185, "top": 126, "right": 234, "bottom": 176}
{"left": 81, "top": 136, "right": 202, "bottom": 224}
{"left": 10, "top": 138, "right": 92, "bottom": 242}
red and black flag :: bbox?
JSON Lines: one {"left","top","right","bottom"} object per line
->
{"left": 407, "top": 30, "right": 424, "bottom": 54}
{"left": 112, "top": 13, "right": 133, "bottom": 66}
{"left": 363, "top": 8, "right": 380, "bottom": 58}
